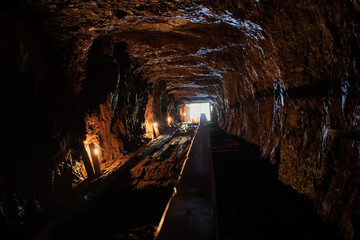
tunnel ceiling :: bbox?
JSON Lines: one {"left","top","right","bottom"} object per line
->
{"left": 3, "top": 1, "right": 360, "bottom": 239}
{"left": 110, "top": 6, "right": 251, "bottom": 102}
{"left": 41, "top": 0, "right": 265, "bottom": 104}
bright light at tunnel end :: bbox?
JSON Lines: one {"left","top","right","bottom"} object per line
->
{"left": 185, "top": 102, "right": 211, "bottom": 123}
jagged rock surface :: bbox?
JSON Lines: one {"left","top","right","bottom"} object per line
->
{"left": 1, "top": 0, "right": 359, "bottom": 239}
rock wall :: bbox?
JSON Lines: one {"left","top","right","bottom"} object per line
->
{"left": 215, "top": 1, "right": 360, "bottom": 239}
{"left": 1, "top": 4, "right": 159, "bottom": 232}
{"left": 83, "top": 37, "right": 152, "bottom": 160}
{"left": 1, "top": 1, "right": 359, "bottom": 239}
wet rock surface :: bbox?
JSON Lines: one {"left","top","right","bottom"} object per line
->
{"left": 1, "top": 0, "right": 359, "bottom": 239}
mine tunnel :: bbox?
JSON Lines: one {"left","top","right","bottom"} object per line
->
{"left": 1, "top": 1, "right": 360, "bottom": 240}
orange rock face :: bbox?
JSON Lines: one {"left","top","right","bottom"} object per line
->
{"left": 1, "top": 0, "right": 359, "bottom": 239}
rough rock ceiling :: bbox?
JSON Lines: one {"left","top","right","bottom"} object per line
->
{"left": 42, "top": 0, "right": 264, "bottom": 103}
{"left": 109, "top": 4, "right": 258, "bottom": 102}
{"left": 3, "top": 1, "right": 359, "bottom": 239}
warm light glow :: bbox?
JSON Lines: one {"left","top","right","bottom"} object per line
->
{"left": 94, "top": 148, "right": 99, "bottom": 155}
{"left": 153, "top": 122, "right": 160, "bottom": 138}
{"left": 185, "top": 103, "right": 211, "bottom": 123}
{"left": 183, "top": 112, "right": 186, "bottom": 116}
{"left": 167, "top": 117, "right": 172, "bottom": 125}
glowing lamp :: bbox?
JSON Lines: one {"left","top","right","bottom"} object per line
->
{"left": 94, "top": 148, "right": 99, "bottom": 155}
{"left": 154, "top": 122, "right": 158, "bottom": 128}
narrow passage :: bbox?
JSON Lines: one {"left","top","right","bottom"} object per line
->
{"left": 211, "top": 125, "right": 342, "bottom": 239}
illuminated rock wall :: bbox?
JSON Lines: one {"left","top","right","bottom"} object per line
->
{"left": 215, "top": 2, "right": 360, "bottom": 239}
{"left": 1, "top": 1, "right": 359, "bottom": 239}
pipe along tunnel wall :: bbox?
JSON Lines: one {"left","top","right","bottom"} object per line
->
{"left": 1, "top": 1, "right": 360, "bottom": 239}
